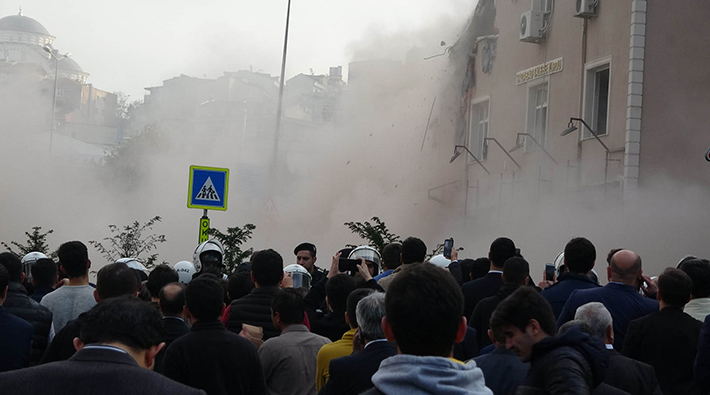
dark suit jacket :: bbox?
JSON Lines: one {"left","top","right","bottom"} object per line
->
{"left": 541, "top": 272, "right": 600, "bottom": 318}
{"left": 622, "top": 307, "right": 702, "bottom": 395}
{"left": 557, "top": 282, "right": 658, "bottom": 349}
{"left": 40, "top": 314, "right": 84, "bottom": 364}
{"left": 462, "top": 271, "right": 503, "bottom": 320}
{"left": 163, "top": 320, "right": 266, "bottom": 395}
{"left": 0, "top": 346, "right": 205, "bottom": 394}
{"left": 154, "top": 316, "right": 190, "bottom": 374}
{"left": 0, "top": 306, "right": 33, "bottom": 372}
{"left": 319, "top": 340, "right": 396, "bottom": 395}
{"left": 470, "top": 284, "right": 519, "bottom": 349}
{"left": 695, "top": 314, "right": 710, "bottom": 392}
{"left": 473, "top": 345, "right": 529, "bottom": 395}
{"left": 604, "top": 348, "right": 662, "bottom": 395}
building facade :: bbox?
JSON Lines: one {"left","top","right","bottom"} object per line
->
{"left": 448, "top": 0, "right": 710, "bottom": 217}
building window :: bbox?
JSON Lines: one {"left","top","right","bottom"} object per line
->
{"left": 583, "top": 62, "right": 610, "bottom": 138}
{"left": 526, "top": 83, "right": 548, "bottom": 152}
{"left": 468, "top": 98, "right": 490, "bottom": 162}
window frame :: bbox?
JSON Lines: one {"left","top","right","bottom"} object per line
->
{"left": 524, "top": 79, "right": 549, "bottom": 153}
{"left": 467, "top": 95, "right": 491, "bottom": 164}
{"left": 582, "top": 56, "right": 612, "bottom": 140}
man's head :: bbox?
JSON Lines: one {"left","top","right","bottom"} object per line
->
{"left": 57, "top": 241, "right": 90, "bottom": 279}
{"left": 346, "top": 288, "right": 375, "bottom": 329}
{"left": 95, "top": 262, "right": 141, "bottom": 302}
{"left": 564, "top": 237, "right": 596, "bottom": 274}
{"left": 251, "top": 249, "right": 284, "bottom": 287}
{"left": 382, "top": 243, "right": 402, "bottom": 271}
{"left": 0, "top": 264, "right": 9, "bottom": 304}
{"left": 489, "top": 237, "right": 516, "bottom": 269}
{"left": 490, "top": 286, "right": 556, "bottom": 362}
{"left": 31, "top": 258, "right": 58, "bottom": 288}
{"left": 356, "top": 291, "right": 387, "bottom": 343}
{"left": 184, "top": 274, "right": 224, "bottom": 323}
{"left": 271, "top": 288, "right": 305, "bottom": 329}
{"left": 227, "top": 271, "right": 254, "bottom": 301}
{"left": 470, "top": 257, "right": 491, "bottom": 281}
{"left": 325, "top": 274, "right": 357, "bottom": 313}
{"left": 679, "top": 258, "right": 710, "bottom": 299}
{"left": 384, "top": 263, "right": 466, "bottom": 357}
{"left": 574, "top": 302, "right": 613, "bottom": 345}
{"left": 658, "top": 267, "right": 693, "bottom": 309}
{"left": 608, "top": 249, "right": 642, "bottom": 286}
{"left": 0, "top": 252, "right": 23, "bottom": 283}
{"left": 294, "top": 242, "right": 317, "bottom": 273}
{"left": 502, "top": 257, "right": 529, "bottom": 286}
{"left": 77, "top": 296, "right": 164, "bottom": 369}
{"left": 159, "top": 282, "right": 186, "bottom": 317}
{"left": 146, "top": 265, "right": 179, "bottom": 300}
{"left": 401, "top": 237, "right": 427, "bottom": 265}
{"left": 558, "top": 320, "right": 594, "bottom": 337}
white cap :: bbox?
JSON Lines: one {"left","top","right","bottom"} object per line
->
{"left": 116, "top": 258, "right": 148, "bottom": 272}
{"left": 428, "top": 254, "right": 451, "bottom": 268}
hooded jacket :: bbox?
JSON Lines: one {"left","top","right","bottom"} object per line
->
{"left": 517, "top": 326, "right": 608, "bottom": 395}
{"left": 362, "top": 355, "right": 492, "bottom": 395}
{"left": 4, "top": 282, "right": 53, "bottom": 365}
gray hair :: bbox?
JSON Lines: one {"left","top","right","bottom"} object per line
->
{"left": 355, "top": 292, "right": 386, "bottom": 341}
{"left": 574, "top": 302, "right": 613, "bottom": 340}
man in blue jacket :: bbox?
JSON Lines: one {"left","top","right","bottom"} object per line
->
{"left": 541, "top": 237, "right": 600, "bottom": 318}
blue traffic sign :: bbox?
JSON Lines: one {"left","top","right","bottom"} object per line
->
{"left": 188, "top": 165, "right": 229, "bottom": 211}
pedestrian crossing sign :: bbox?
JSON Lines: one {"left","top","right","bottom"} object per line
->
{"left": 188, "top": 165, "right": 229, "bottom": 211}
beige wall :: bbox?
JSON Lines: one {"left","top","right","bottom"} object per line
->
{"left": 459, "top": 0, "right": 633, "bottom": 209}
{"left": 639, "top": 0, "right": 710, "bottom": 186}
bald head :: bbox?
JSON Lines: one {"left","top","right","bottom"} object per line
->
{"left": 608, "top": 250, "right": 642, "bottom": 285}
{"left": 159, "top": 282, "right": 186, "bottom": 317}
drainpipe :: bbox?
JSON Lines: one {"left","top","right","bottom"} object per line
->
{"left": 576, "top": 18, "right": 588, "bottom": 185}
{"left": 624, "top": 0, "right": 647, "bottom": 197}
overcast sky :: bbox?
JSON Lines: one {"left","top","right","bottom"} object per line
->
{"left": 1, "top": 0, "right": 473, "bottom": 100}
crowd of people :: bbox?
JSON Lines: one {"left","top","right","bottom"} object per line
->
{"left": 0, "top": 235, "right": 709, "bottom": 395}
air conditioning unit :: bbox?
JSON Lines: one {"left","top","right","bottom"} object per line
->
{"left": 574, "top": 0, "right": 598, "bottom": 18}
{"left": 520, "top": 10, "right": 545, "bottom": 43}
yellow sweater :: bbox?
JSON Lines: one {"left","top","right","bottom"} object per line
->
{"left": 315, "top": 328, "right": 357, "bottom": 391}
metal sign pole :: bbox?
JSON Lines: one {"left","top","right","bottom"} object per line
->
{"left": 199, "top": 209, "right": 210, "bottom": 244}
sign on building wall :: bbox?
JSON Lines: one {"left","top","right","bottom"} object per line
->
{"left": 516, "top": 57, "right": 564, "bottom": 85}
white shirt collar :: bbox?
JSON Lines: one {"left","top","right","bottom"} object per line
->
{"left": 82, "top": 345, "right": 129, "bottom": 355}
{"left": 489, "top": 270, "right": 503, "bottom": 274}
{"left": 364, "top": 339, "right": 389, "bottom": 349}
{"left": 605, "top": 344, "right": 614, "bottom": 350}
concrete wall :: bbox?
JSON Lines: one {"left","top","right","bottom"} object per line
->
{"left": 639, "top": 0, "right": 710, "bottom": 186}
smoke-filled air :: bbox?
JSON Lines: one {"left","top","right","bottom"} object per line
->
{"left": 1, "top": 0, "right": 709, "bottom": 282}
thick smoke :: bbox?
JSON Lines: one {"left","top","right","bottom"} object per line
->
{"left": 1, "top": 2, "right": 709, "bottom": 283}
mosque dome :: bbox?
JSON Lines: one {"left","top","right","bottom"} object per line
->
{"left": 58, "top": 57, "right": 83, "bottom": 72}
{"left": 0, "top": 13, "right": 51, "bottom": 36}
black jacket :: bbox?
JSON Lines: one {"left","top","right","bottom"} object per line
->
{"left": 622, "top": 307, "right": 702, "bottom": 395}
{"left": 163, "top": 320, "right": 265, "bottom": 395}
{"left": 695, "top": 314, "right": 710, "bottom": 392}
{"left": 0, "top": 306, "right": 33, "bottom": 372}
{"left": 462, "top": 272, "right": 503, "bottom": 320}
{"left": 0, "top": 346, "right": 205, "bottom": 395}
{"left": 227, "top": 286, "right": 280, "bottom": 340}
{"left": 517, "top": 326, "right": 608, "bottom": 394}
{"left": 304, "top": 277, "right": 350, "bottom": 342}
{"left": 470, "top": 284, "right": 520, "bottom": 349}
{"left": 40, "top": 314, "right": 83, "bottom": 364}
{"left": 154, "top": 316, "right": 190, "bottom": 374}
{"left": 319, "top": 340, "right": 396, "bottom": 395}
{"left": 4, "top": 282, "right": 53, "bottom": 365}
{"left": 604, "top": 349, "right": 662, "bottom": 395}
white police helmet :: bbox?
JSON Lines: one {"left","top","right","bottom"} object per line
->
{"left": 21, "top": 252, "right": 48, "bottom": 280}
{"left": 428, "top": 254, "right": 452, "bottom": 268}
{"left": 116, "top": 257, "right": 148, "bottom": 272}
{"left": 174, "top": 260, "right": 196, "bottom": 284}
{"left": 349, "top": 246, "right": 382, "bottom": 276}
{"left": 192, "top": 239, "right": 224, "bottom": 273}
{"left": 283, "top": 264, "right": 312, "bottom": 289}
